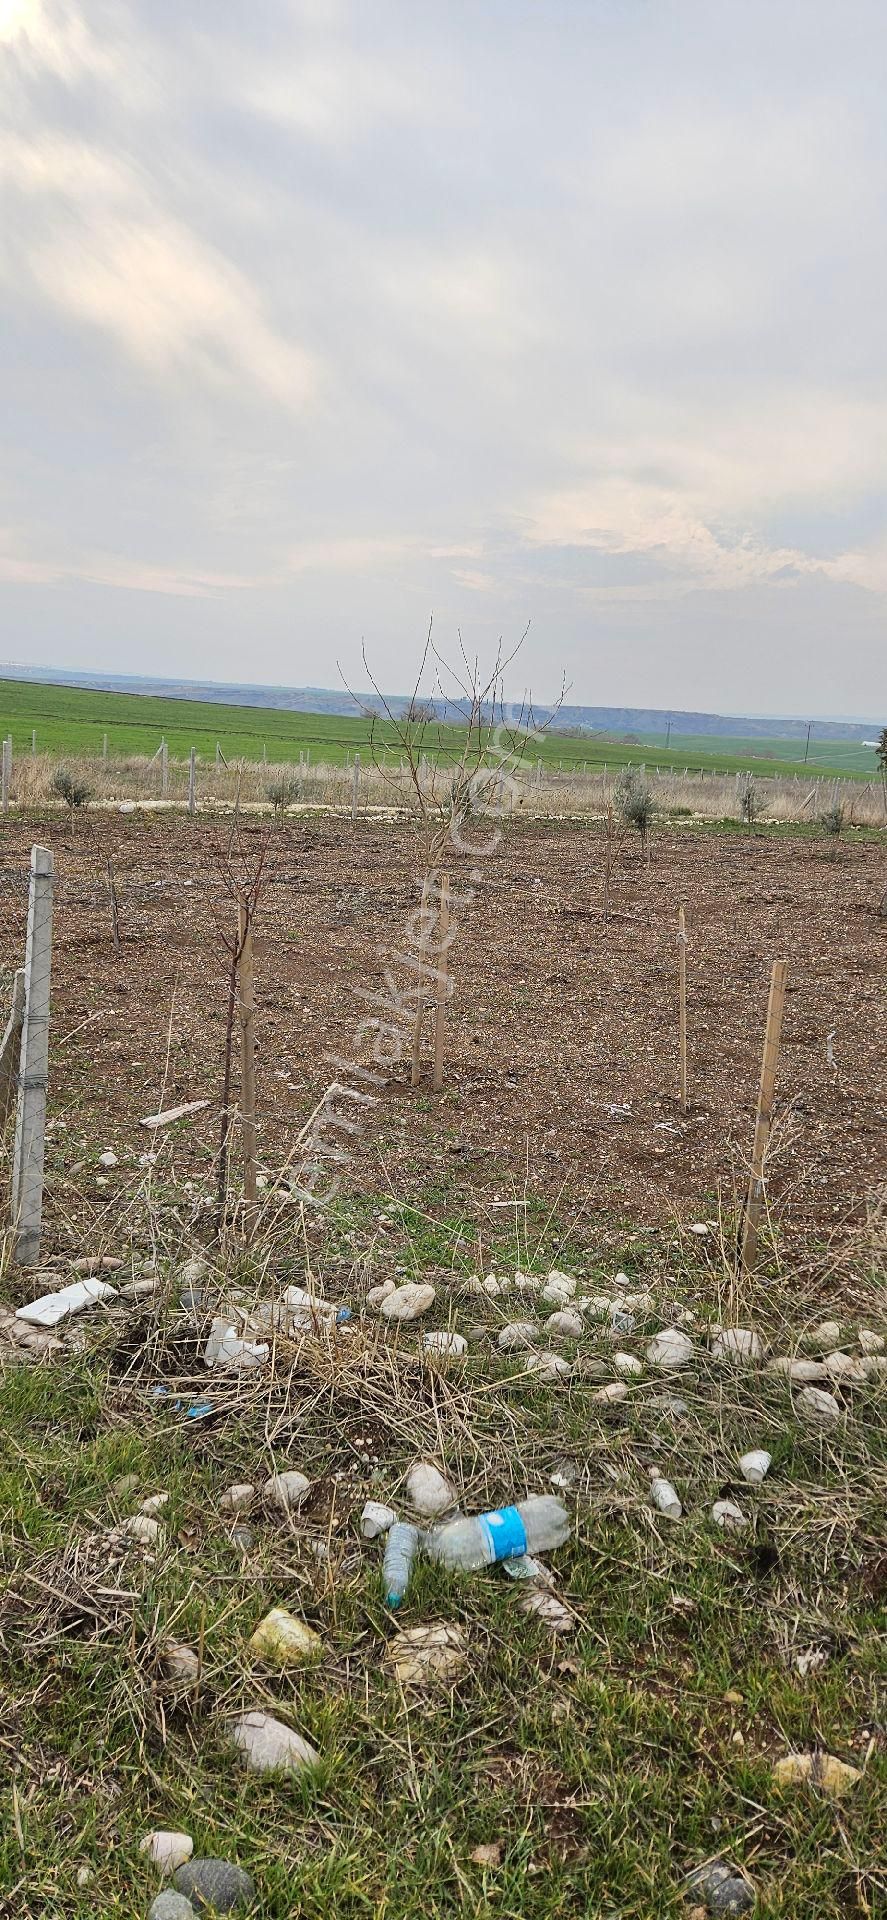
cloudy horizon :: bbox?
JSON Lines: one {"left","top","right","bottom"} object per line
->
{"left": 2, "top": 0, "right": 886, "bottom": 720}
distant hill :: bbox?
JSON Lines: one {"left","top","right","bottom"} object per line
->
{"left": 0, "top": 664, "right": 879, "bottom": 741}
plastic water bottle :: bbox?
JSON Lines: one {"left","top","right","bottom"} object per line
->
{"left": 382, "top": 1522, "right": 419, "bottom": 1607}
{"left": 425, "top": 1495, "right": 569, "bottom": 1572}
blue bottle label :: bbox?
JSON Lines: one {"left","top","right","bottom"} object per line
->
{"left": 478, "top": 1505, "right": 528, "bottom": 1562}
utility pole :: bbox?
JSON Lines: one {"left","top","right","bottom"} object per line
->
{"left": 803, "top": 721, "right": 812, "bottom": 764}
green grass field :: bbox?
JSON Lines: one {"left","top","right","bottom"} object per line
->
{"left": 0, "top": 677, "right": 880, "bottom": 781}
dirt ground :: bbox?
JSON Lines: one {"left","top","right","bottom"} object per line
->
{"left": 1, "top": 809, "right": 885, "bottom": 1255}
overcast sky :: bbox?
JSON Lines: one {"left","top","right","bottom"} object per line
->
{"left": 2, "top": 1, "right": 886, "bottom": 717}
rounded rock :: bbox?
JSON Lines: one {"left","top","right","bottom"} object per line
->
{"left": 497, "top": 1321, "right": 539, "bottom": 1352}
{"left": 380, "top": 1283, "right": 436, "bottom": 1324}
{"left": 148, "top": 1895, "right": 197, "bottom": 1920}
{"left": 265, "top": 1470, "right": 311, "bottom": 1512}
{"left": 795, "top": 1385, "right": 841, "bottom": 1427}
{"left": 173, "top": 1858, "right": 256, "bottom": 1912}
{"left": 545, "top": 1309, "right": 583, "bottom": 1340}
{"left": 140, "top": 1830, "right": 194, "bottom": 1876}
{"left": 647, "top": 1327, "right": 693, "bottom": 1370}
{"left": 220, "top": 1482, "right": 255, "bottom": 1515}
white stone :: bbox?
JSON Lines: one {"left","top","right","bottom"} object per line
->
{"left": 803, "top": 1320, "right": 841, "bottom": 1355}
{"left": 482, "top": 1275, "right": 504, "bottom": 1296}
{"left": 231, "top": 1710, "right": 319, "bottom": 1775}
{"left": 710, "top": 1327, "right": 764, "bottom": 1364}
{"left": 249, "top": 1607, "right": 322, "bottom": 1666}
{"left": 405, "top": 1460, "right": 455, "bottom": 1516}
{"left": 862, "top": 1354, "right": 887, "bottom": 1380}
{"left": 380, "top": 1283, "right": 436, "bottom": 1323}
{"left": 161, "top": 1644, "right": 199, "bottom": 1686}
{"left": 587, "top": 1295, "right": 615, "bottom": 1317}
{"left": 541, "top": 1275, "right": 577, "bottom": 1306}
{"left": 546, "top": 1309, "right": 583, "bottom": 1340}
{"left": 591, "top": 1381, "right": 628, "bottom": 1404}
{"left": 139, "top": 1831, "right": 193, "bottom": 1876}
{"left": 266, "top": 1470, "right": 311, "bottom": 1512}
{"left": 523, "top": 1350, "right": 572, "bottom": 1382}
{"left": 613, "top": 1351, "right": 642, "bottom": 1377}
{"left": 141, "top": 1492, "right": 170, "bottom": 1515}
{"left": 16, "top": 1278, "right": 117, "bottom": 1328}
{"left": 366, "top": 1280, "right": 396, "bottom": 1308}
{"left": 220, "top": 1482, "right": 255, "bottom": 1514}
{"left": 825, "top": 1351, "right": 869, "bottom": 1387}
{"left": 858, "top": 1329, "right": 885, "bottom": 1356}
{"left": 646, "top": 1327, "right": 693, "bottom": 1370}
{"left": 768, "top": 1356, "right": 829, "bottom": 1383}
{"left": 121, "top": 1513, "right": 164, "bottom": 1548}
{"left": 360, "top": 1500, "right": 396, "bottom": 1539}
{"left": 622, "top": 1291, "right": 655, "bottom": 1313}
{"left": 795, "top": 1385, "right": 841, "bottom": 1427}
{"left": 98, "top": 1150, "right": 118, "bottom": 1168}
{"left": 497, "top": 1321, "right": 539, "bottom": 1352}
{"left": 712, "top": 1499, "right": 747, "bottom": 1531}
{"left": 738, "top": 1449, "right": 772, "bottom": 1484}
{"left": 422, "top": 1330, "right": 468, "bottom": 1356}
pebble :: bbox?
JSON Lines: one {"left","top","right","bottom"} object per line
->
{"left": 220, "top": 1483, "right": 255, "bottom": 1514}
{"left": 386, "top": 1621, "right": 467, "bottom": 1686}
{"left": 824, "top": 1352, "right": 868, "bottom": 1387}
{"left": 497, "top": 1321, "right": 539, "bottom": 1352}
{"left": 423, "top": 1330, "right": 468, "bottom": 1356}
{"left": 249, "top": 1606, "right": 322, "bottom": 1667}
{"left": 161, "top": 1643, "right": 200, "bottom": 1687}
{"left": 148, "top": 1895, "right": 196, "bottom": 1920}
{"left": 139, "top": 1831, "right": 194, "bottom": 1875}
{"left": 111, "top": 1472, "right": 141, "bottom": 1500}
{"left": 522, "top": 1350, "right": 572, "bottom": 1382}
{"left": 173, "top": 1858, "right": 256, "bottom": 1911}
{"left": 230, "top": 1709, "right": 319, "bottom": 1775}
{"left": 858, "top": 1329, "right": 885, "bottom": 1355}
{"left": 686, "top": 1858, "right": 755, "bottom": 1915}
{"left": 622, "top": 1290, "right": 655, "bottom": 1313}
{"left": 366, "top": 1279, "right": 396, "bottom": 1306}
{"left": 121, "top": 1513, "right": 164, "bottom": 1548}
{"left": 121, "top": 1277, "right": 160, "bottom": 1301}
{"left": 772, "top": 1750, "right": 861, "bottom": 1797}
{"left": 613, "top": 1352, "right": 642, "bottom": 1377}
{"left": 231, "top": 1525, "right": 253, "bottom": 1553}
{"left": 406, "top": 1460, "right": 455, "bottom": 1516}
{"left": 768, "top": 1356, "right": 828, "bottom": 1383}
{"left": 361, "top": 1500, "right": 396, "bottom": 1539}
{"left": 710, "top": 1328, "right": 763, "bottom": 1364}
{"left": 803, "top": 1319, "right": 841, "bottom": 1355}
{"left": 795, "top": 1385, "right": 841, "bottom": 1427}
{"left": 141, "top": 1492, "right": 170, "bottom": 1515}
{"left": 266, "top": 1469, "right": 311, "bottom": 1512}
{"left": 646, "top": 1328, "right": 693, "bottom": 1370}
{"left": 591, "top": 1381, "right": 628, "bottom": 1405}
{"left": 540, "top": 1275, "right": 577, "bottom": 1306}
{"left": 545, "top": 1309, "right": 583, "bottom": 1340}
{"left": 380, "top": 1283, "right": 436, "bottom": 1323}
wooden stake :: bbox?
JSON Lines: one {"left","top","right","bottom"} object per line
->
{"left": 188, "top": 746, "right": 197, "bottom": 817}
{"left": 411, "top": 875, "right": 431, "bottom": 1086}
{"left": 351, "top": 752, "right": 360, "bottom": 824}
{"left": 741, "top": 959, "right": 788, "bottom": 1273}
{"left": 432, "top": 872, "right": 450, "bottom": 1093}
{"left": 677, "top": 905, "right": 688, "bottom": 1113}
{"left": 160, "top": 739, "right": 169, "bottom": 797}
{"left": 1, "top": 736, "right": 9, "bottom": 815}
{"left": 12, "top": 846, "right": 54, "bottom": 1265}
{"left": 106, "top": 857, "right": 121, "bottom": 951}
{"left": 237, "top": 899, "right": 257, "bottom": 1237}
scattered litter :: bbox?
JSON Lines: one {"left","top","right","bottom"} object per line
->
{"left": 139, "top": 1831, "right": 193, "bottom": 1876}
{"left": 203, "top": 1320, "right": 268, "bottom": 1370}
{"left": 501, "top": 1552, "right": 553, "bottom": 1582}
{"left": 738, "top": 1449, "right": 771, "bottom": 1485}
{"left": 518, "top": 1586, "right": 574, "bottom": 1633}
{"left": 406, "top": 1460, "right": 455, "bottom": 1517}
{"left": 231, "top": 1710, "right": 320, "bottom": 1775}
{"left": 772, "top": 1750, "right": 862, "bottom": 1797}
{"left": 380, "top": 1282, "right": 436, "bottom": 1323}
{"left": 426, "top": 1495, "right": 568, "bottom": 1571}
{"left": 649, "top": 1474, "right": 682, "bottom": 1519}
{"left": 266, "top": 1470, "right": 311, "bottom": 1512}
{"left": 140, "top": 1099, "right": 210, "bottom": 1130}
{"left": 249, "top": 1607, "right": 322, "bottom": 1667}
{"left": 361, "top": 1499, "right": 396, "bottom": 1540}
{"left": 712, "top": 1499, "right": 747, "bottom": 1531}
{"left": 794, "top": 1385, "right": 841, "bottom": 1427}
{"left": 386, "top": 1621, "right": 468, "bottom": 1686}
{"left": 15, "top": 1278, "right": 117, "bottom": 1328}
{"left": 383, "top": 1520, "right": 420, "bottom": 1608}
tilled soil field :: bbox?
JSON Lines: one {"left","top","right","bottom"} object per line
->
{"left": 0, "top": 810, "right": 885, "bottom": 1254}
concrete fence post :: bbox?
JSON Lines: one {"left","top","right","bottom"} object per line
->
{"left": 12, "top": 846, "right": 54, "bottom": 1264}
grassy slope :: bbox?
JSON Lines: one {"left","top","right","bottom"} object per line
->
{"left": 0, "top": 677, "right": 879, "bottom": 779}
{"left": 0, "top": 1193, "right": 883, "bottom": 1919}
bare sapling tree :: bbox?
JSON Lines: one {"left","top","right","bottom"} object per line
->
{"left": 616, "top": 764, "right": 655, "bottom": 860}
{"left": 737, "top": 772, "right": 759, "bottom": 834}
{"left": 207, "top": 805, "right": 274, "bottom": 1234}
